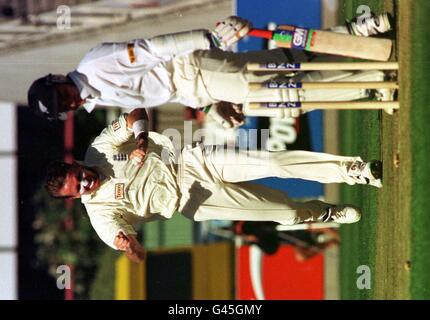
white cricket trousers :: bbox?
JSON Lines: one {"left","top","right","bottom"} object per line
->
{"left": 177, "top": 144, "right": 363, "bottom": 225}
{"left": 171, "top": 48, "right": 385, "bottom": 112}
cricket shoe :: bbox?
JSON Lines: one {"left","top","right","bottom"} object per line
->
{"left": 347, "top": 12, "right": 393, "bottom": 37}
{"left": 375, "top": 88, "right": 397, "bottom": 101}
{"left": 375, "top": 88, "right": 398, "bottom": 115}
{"left": 348, "top": 160, "right": 383, "bottom": 188}
{"left": 323, "top": 205, "right": 362, "bottom": 224}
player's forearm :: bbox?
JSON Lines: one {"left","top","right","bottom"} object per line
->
{"left": 125, "top": 234, "right": 146, "bottom": 263}
{"left": 114, "top": 232, "right": 145, "bottom": 262}
{"left": 126, "top": 109, "right": 149, "bottom": 149}
{"left": 126, "top": 108, "right": 149, "bottom": 129}
{"left": 149, "top": 29, "right": 212, "bottom": 59}
{"left": 125, "top": 249, "right": 145, "bottom": 263}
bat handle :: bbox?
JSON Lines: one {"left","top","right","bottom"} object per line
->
{"left": 248, "top": 29, "right": 273, "bottom": 40}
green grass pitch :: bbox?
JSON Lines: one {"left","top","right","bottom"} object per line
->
{"left": 339, "top": 0, "right": 430, "bottom": 299}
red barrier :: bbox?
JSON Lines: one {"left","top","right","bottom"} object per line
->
{"left": 236, "top": 244, "right": 324, "bottom": 300}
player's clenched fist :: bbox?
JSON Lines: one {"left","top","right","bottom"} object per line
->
{"left": 129, "top": 148, "right": 146, "bottom": 166}
{"left": 114, "top": 232, "right": 146, "bottom": 263}
{"left": 212, "top": 16, "right": 251, "bottom": 49}
{"left": 114, "top": 231, "right": 131, "bottom": 250}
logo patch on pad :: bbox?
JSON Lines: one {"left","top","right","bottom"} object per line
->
{"left": 112, "top": 120, "right": 121, "bottom": 131}
{"left": 115, "top": 183, "right": 125, "bottom": 200}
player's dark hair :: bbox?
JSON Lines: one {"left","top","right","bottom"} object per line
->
{"left": 45, "top": 161, "right": 75, "bottom": 199}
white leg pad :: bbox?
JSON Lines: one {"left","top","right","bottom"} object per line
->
{"left": 244, "top": 70, "right": 386, "bottom": 117}
{"left": 244, "top": 88, "right": 301, "bottom": 117}
{"left": 298, "top": 70, "right": 385, "bottom": 102}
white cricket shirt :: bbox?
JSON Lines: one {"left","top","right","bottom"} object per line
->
{"left": 68, "top": 30, "right": 212, "bottom": 112}
{"left": 81, "top": 114, "right": 180, "bottom": 249}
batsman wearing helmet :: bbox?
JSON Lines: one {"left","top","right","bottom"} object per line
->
{"left": 28, "top": 14, "right": 394, "bottom": 128}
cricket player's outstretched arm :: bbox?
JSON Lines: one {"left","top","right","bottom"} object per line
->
{"left": 114, "top": 231, "right": 145, "bottom": 263}
{"left": 147, "top": 16, "right": 251, "bottom": 60}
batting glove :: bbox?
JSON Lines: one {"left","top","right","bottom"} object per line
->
{"left": 283, "top": 108, "right": 306, "bottom": 118}
{"left": 211, "top": 16, "right": 251, "bottom": 50}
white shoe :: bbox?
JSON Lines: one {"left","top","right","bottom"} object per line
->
{"left": 348, "top": 160, "right": 383, "bottom": 188}
{"left": 324, "top": 205, "right": 362, "bottom": 224}
{"left": 375, "top": 88, "right": 396, "bottom": 101}
{"left": 316, "top": 233, "right": 331, "bottom": 244}
{"left": 375, "top": 88, "right": 398, "bottom": 115}
{"left": 347, "top": 13, "right": 393, "bottom": 37}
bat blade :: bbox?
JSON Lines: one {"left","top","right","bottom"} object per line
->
{"left": 246, "top": 61, "right": 399, "bottom": 71}
{"left": 247, "top": 101, "right": 400, "bottom": 111}
{"left": 305, "top": 29, "right": 393, "bottom": 61}
{"left": 248, "top": 26, "right": 393, "bottom": 61}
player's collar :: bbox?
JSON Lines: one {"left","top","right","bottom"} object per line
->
{"left": 67, "top": 71, "right": 100, "bottom": 100}
{"left": 68, "top": 71, "right": 100, "bottom": 113}
{"left": 83, "top": 99, "right": 97, "bottom": 113}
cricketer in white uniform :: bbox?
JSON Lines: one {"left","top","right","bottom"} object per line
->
{"left": 45, "top": 110, "right": 382, "bottom": 262}
{"left": 28, "top": 16, "right": 392, "bottom": 126}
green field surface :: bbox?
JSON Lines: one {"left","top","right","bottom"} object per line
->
{"left": 339, "top": 0, "right": 430, "bottom": 299}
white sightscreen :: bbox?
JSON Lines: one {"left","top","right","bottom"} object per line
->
{"left": 0, "top": 102, "right": 16, "bottom": 152}
{"left": 0, "top": 102, "right": 17, "bottom": 300}
{"left": 0, "top": 102, "right": 17, "bottom": 247}
{"left": 0, "top": 252, "right": 17, "bottom": 300}
{"left": 0, "top": 158, "right": 17, "bottom": 247}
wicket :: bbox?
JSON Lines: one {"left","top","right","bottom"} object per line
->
{"left": 246, "top": 61, "right": 400, "bottom": 114}
{"left": 247, "top": 101, "right": 399, "bottom": 111}
{"left": 247, "top": 61, "right": 399, "bottom": 71}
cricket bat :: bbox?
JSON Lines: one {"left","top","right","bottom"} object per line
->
{"left": 246, "top": 101, "right": 400, "bottom": 111}
{"left": 248, "top": 25, "right": 393, "bottom": 61}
